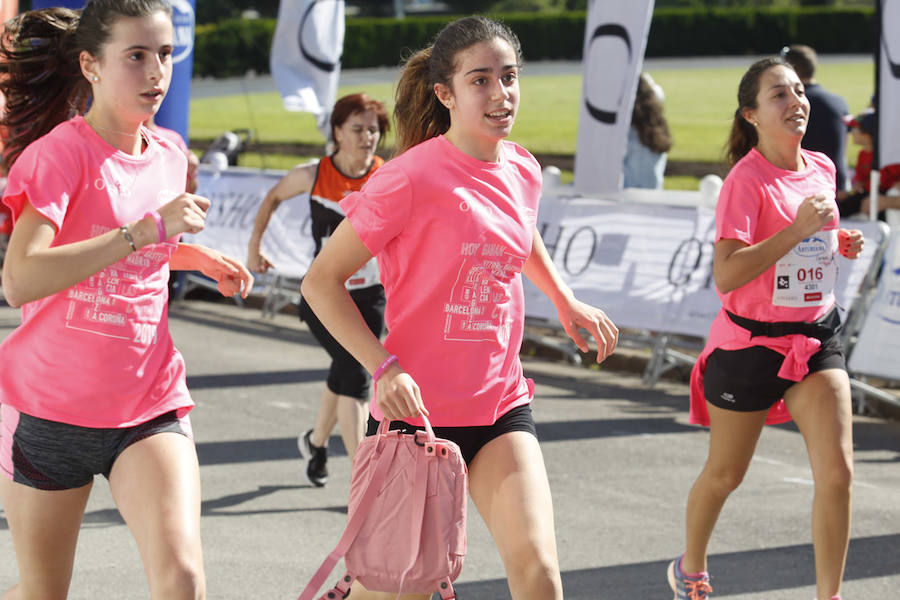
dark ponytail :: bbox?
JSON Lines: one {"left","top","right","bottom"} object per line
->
{"left": 0, "top": 0, "right": 172, "bottom": 171}
{"left": 0, "top": 8, "right": 86, "bottom": 171}
{"left": 394, "top": 47, "right": 447, "bottom": 155}
{"left": 393, "top": 16, "right": 522, "bottom": 155}
{"left": 726, "top": 56, "right": 791, "bottom": 166}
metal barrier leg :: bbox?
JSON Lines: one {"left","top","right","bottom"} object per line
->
{"left": 642, "top": 334, "right": 669, "bottom": 387}
{"left": 849, "top": 376, "right": 900, "bottom": 412}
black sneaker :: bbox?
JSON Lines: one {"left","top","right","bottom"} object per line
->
{"left": 298, "top": 429, "right": 328, "bottom": 487}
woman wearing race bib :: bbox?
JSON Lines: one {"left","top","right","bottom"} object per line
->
{"left": 247, "top": 93, "right": 389, "bottom": 487}
{"left": 667, "top": 57, "right": 864, "bottom": 600}
{"left": 300, "top": 16, "right": 618, "bottom": 600}
{"left": 0, "top": 2, "right": 253, "bottom": 598}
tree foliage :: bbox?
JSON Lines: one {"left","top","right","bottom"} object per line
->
{"left": 195, "top": 0, "right": 280, "bottom": 23}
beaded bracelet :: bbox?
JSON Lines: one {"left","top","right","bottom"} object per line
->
{"left": 144, "top": 210, "right": 166, "bottom": 243}
{"left": 372, "top": 354, "right": 399, "bottom": 382}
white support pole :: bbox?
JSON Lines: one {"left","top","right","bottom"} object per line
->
{"left": 869, "top": 169, "right": 881, "bottom": 221}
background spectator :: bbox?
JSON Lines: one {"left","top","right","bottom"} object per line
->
{"left": 623, "top": 72, "right": 672, "bottom": 189}
{"left": 782, "top": 44, "right": 851, "bottom": 192}
{"left": 837, "top": 109, "right": 900, "bottom": 219}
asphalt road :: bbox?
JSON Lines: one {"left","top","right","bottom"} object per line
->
{"left": 1, "top": 298, "right": 897, "bottom": 599}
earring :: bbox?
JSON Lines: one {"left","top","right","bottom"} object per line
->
{"left": 753, "top": 121, "right": 759, "bottom": 127}
{"left": 91, "top": 75, "right": 99, "bottom": 82}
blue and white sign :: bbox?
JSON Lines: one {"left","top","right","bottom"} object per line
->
{"left": 31, "top": 1, "right": 83, "bottom": 10}
{"left": 155, "top": 0, "right": 196, "bottom": 143}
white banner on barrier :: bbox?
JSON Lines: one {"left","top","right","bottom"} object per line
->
{"left": 573, "top": 0, "right": 655, "bottom": 195}
{"left": 188, "top": 168, "right": 883, "bottom": 349}
{"left": 524, "top": 195, "right": 883, "bottom": 339}
{"left": 848, "top": 230, "right": 900, "bottom": 380}
{"left": 188, "top": 167, "right": 315, "bottom": 278}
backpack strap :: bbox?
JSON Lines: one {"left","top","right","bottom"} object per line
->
{"left": 297, "top": 441, "right": 399, "bottom": 600}
{"left": 316, "top": 574, "right": 353, "bottom": 600}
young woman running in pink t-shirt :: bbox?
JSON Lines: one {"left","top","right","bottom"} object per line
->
{"left": 0, "top": 2, "right": 253, "bottom": 598}
{"left": 667, "top": 57, "right": 864, "bottom": 600}
{"left": 300, "top": 16, "right": 618, "bottom": 600}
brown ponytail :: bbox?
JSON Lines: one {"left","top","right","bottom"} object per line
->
{"left": 394, "top": 47, "right": 448, "bottom": 155}
{"left": 0, "top": 8, "right": 86, "bottom": 171}
{"left": 393, "top": 16, "right": 522, "bottom": 155}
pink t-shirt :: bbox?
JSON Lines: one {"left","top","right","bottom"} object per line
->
{"left": 0, "top": 116, "right": 192, "bottom": 427}
{"left": 150, "top": 124, "right": 189, "bottom": 154}
{"left": 690, "top": 148, "right": 839, "bottom": 426}
{"left": 715, "top": 148, "right": 839, "bottom": 323}
{"left": 341, "top": 135, "right": 541, "bottom": 427}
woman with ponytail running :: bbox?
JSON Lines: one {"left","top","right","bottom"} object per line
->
{"left": 301, "top": 16, "right": 618, "bottom": 600}
{"left": 667, "top": 56, "right": 863, "bottom": 600}
{"left": 0, "top": 2, "right": 252, "bottom": 598}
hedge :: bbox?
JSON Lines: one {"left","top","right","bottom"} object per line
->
{"left": 192, "top": 7, "right": 875, "bottom": 79}
{"left": 647, "top": 7, "right": 876, "bottom": 56}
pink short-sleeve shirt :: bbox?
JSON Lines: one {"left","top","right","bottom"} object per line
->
{"left": 0, "top": 117, "right": 192, "bottom": 427}
{"left": 715, "top": 147, "right": 839, "bottom": 323}
{"left": 341, "top": 136, "right": 542, "bottom": 427}
{"left": 689, "top": 148, "right": 840, "bottom": 426}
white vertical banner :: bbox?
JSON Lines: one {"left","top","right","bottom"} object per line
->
{"left": 270, "top": 0, "right": 345, "bottom": 140}
{"left": 574, "top": 0, "right": 655, "bottom": 195}
{"left": 880, "top": 0, "right": 900, "bottom": 167}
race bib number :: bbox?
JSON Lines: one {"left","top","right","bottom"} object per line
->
{"left": 772, "top": 229, "right": 838, "bottom": 307}
{"left": 346, "top": 258, "right": 380, "bottom": 290}
{"left": 321, "top": 235, "right": 381, "bottom": 290}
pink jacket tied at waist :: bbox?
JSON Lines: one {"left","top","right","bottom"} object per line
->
{"left": 689, "top": 309, "right": 824, "bottom": 426}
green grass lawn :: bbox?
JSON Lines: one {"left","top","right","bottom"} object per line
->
{"left": 648, "top": 60, "right": 875, "bottom": 164}
{"left": 193, "top": 57, "right": 875, "bottom": 187}
{"left": 190, "top": 83, "right": 396, "bottom": 148}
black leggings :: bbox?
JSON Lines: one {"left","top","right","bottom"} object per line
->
{"left": 299, "top": 284, "right": 385, "bottom": 400}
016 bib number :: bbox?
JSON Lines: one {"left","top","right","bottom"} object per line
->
{"left": 772, "top": 230, "right": 837, "bottom": 307}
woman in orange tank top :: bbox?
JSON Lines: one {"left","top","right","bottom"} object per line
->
{"left": 247, "top": 93, "right": 389, "bottom": 487}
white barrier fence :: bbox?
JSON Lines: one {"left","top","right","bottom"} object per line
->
{"left": 848, "top": 230, "right": 900, "bottom": 380}
{"left": 523, "top": 193, "right": 884, "bottom": 336}
{"left": 192, "top": 166, "right": 313, "bottom": 277}
{"left": 190, "top": 166, "right": 897, "bottom": 393}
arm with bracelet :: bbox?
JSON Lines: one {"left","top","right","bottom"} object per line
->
{"left": 3, "top": 192, "right": 252, "bottom": 307}
{"left": 301, "top": 219, "right": 428, "bottom": 423}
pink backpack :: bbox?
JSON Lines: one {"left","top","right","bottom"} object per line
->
{"left": 298, "top": 415, "right": 468, "bottom": 600}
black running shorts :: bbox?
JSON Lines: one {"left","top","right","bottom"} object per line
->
{"left": 366, "top": 404, "right": 538, "bottom": 466}
{"left": 299, "top": 284, "right": 386, "bottom": 400}
{"left": 704, "top": 335, "right": 846, "bottom": 413}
